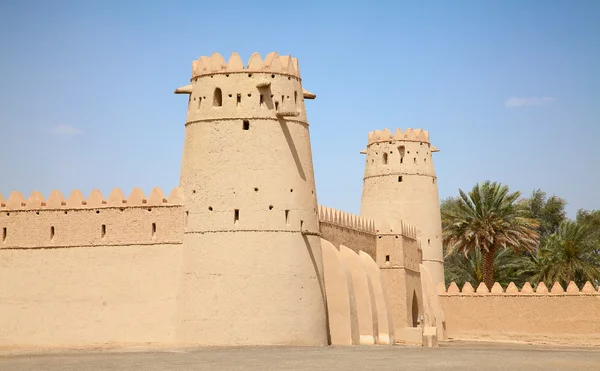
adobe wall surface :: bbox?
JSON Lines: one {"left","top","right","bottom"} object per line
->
{"left": 359, "top": 128, "right": 444, "bottom": 286}
{"left": 375, "top": 221, "right": 423, "bottom": 334}
{"left": 439, "top": 281, "right": 600, "bottom": 346}
{"left": 0, "top": 188, "right": 184, "bottom": 348}
{"left": 318, "top": 205, "right": 377, "bottom": 259}
{"left": 176, "top": 52, "right": 327, "bottom": 346}
{"left": 321, "top": 239, "right": 360, "bottom": 346}
{"left": 0, "top": 244, "right": 183, "bottom": 349}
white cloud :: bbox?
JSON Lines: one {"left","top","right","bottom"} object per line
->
{"left": 505, "top": 97, "right": 555, "bottom": 108}
{"left": 47, "top": 125, "right": 82, "bottom": 136}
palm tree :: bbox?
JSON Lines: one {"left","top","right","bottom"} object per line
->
{"left": 444, "top": 247, "right": 531, "bottom": 289}
{"left": 442, "top": 181, "right": 540, "bottom": 289}
{"left": 519, "top": 189, "right": 567, "bottom": 241}
{"left": 528, "top": 221, "right": 600, "bottom": 288}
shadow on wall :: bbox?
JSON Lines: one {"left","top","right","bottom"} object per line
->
{"left": 412, "top": 291, "right": 419, "bottom": 327}
{"left": 279, "top": 118, "right": 306, "bottom": 181}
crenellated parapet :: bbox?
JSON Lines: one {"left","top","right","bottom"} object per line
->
{"left": 318, "top": 205, "right": 376, "bottom": 234}
{"left": 178, "top": 51, "right": 314, "bottom": 125}
{"left": 439, "top": 280, "right": 600, "bottom": 345}
{"left": 0, "top": 188, "right": 184, "bottom": 249}
{"left": 367, "top": 128, "right": 432, "bottom": 145}
{"left": 0, "top": 187, "right": 183, "bottom": 211}
{"left": 191, "top": 52, "right": 301, "bottom": 80}
{"left": 375, "top": 219, "right": 419, "bottom": 240}
{"left": 440, "top": 281, "right": 600, "bottom": 296}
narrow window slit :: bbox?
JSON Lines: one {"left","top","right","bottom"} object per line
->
{"left": 285, "top": 210, "right": 290, "bottom": 226}
{"left": 243, "top": 120, "right": 250, "bottom": 130}
{"left": 260, "top": 94, "right": 264, "bottom": 106}
{"left": 398, "top": 176, "right": 403, "bottom": 182}
{"left": 50, "top": 226, "right": 55, "bottom": 241}
{"left": 2, "top": 227, "right": 6, "bottom": 243}
{"left": 152, "top": 223, "right": 157, "bottom": 238}
{"left": 101, "top": 224, "right": 106, "bottom": 239}
{"left": 234, "top": 209, "right": 239, "bottom": 224}
{"left": 275, "top": 101, "right": 279, "bottom": 110}
{"left": 385, "top": 255, "right": 390, "bottom": 262}
{"left": 236, "top": 94, "right": 241, "bottom": 106}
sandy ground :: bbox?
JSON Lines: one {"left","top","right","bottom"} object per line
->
{"left": 2, "top": 341, "right": 600, "bottom": 371}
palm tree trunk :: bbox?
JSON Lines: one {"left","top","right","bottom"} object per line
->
{"left": 481, "top": 246, "right": 496, "bottom": 290}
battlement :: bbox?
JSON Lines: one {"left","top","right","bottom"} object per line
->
{"left": 0, "top": 187, "right": 184, "bottom": 250}
{"left": 0, "top": 187, "right": 183, "bottom": 211}
{"left": 191, "top": 52, "right": 301, "bottom": 79}
{"left": 367, "top": 128, "right": 431, "bottom": 145}
{"left": 440, "top": 281, "right": 600, "bottom": 296}
{"left": 375, "top": 219, "right": 419, "bottom": 240}
{"left": 318, "top": 205, "right": 375, "bottom": 234}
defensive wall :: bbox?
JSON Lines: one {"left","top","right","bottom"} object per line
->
{"left": 439, "top": 281, "right": 600, "bottom": 346}
{"left": 0, "top": 188, "right": 184, "bottom": 349}
{"left": 318, "top": 205, "right": 377, "bottom": 259}
{"left": 318, "top": 205, "right": 424, "bottom": 341}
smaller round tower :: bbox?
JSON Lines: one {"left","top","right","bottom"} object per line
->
{"left": 359, "top": 128, "right": 444, "bottom": 286}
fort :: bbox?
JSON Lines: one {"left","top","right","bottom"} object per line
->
{"left": 0, "top": 51, "right": 598, "bottom": 349}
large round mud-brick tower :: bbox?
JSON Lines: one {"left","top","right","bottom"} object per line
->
{"left": 359, "top": 128, "right": 445, "bottom": 286}
{"left": 174, "top": 52, "right": 327, "bottom": 346}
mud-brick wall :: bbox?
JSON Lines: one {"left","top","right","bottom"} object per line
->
{"left": 0, "top": 188, "right": 185, "bottom": 348}
{"left": 439, "top": 283, "right": 600, "bottom": 346}
{"left": 319, "top": 223, "right": 377, "bottom": 259}
{"left": 318, "top": 205, "right": 376, "bottom": 259}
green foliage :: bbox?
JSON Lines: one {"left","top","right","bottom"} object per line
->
{"left": 519, "top": 189, "right": 567, "bottom": 241}
{"left": 444, "top": 247, "right": 530, "bottom": 289}
{"left": 442, "top": 181, "right": 539, "bottom": 256}
{"left": 442, "top": 184, "right": 600, "bottom": 289}
{"left": 527, "top": 221, "right": 600, "bottom": 288}
{"left": 576, "top": 209, "right": 600, "bottom": 253}
{"left": 441, "top": 181, "right": 540, "bottom": 288}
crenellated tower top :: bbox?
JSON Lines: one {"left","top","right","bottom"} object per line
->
{"left": 190, "top": 52, "right": 302, "bottom": 80}
{"left": 366, "top": 128, "right": 438, "bottom": 152}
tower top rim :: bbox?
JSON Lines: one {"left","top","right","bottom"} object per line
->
{"left": 367, "top": 128, "right": 431, "bottom": 145}
{"left": 191, "top": 52, "right": 301, "bottom": 79}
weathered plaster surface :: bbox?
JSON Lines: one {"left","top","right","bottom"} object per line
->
{"left": 321, "top": 238, "right": 359, "bottom": 345}
{"left": 176, "top": 52, "right": 327, "bottom": 346}
{"left": 0, "top": 244, "right": 182, "bottom": 348}
{"left": 339, "top": 245, "right": 378, "bottom": 344}
{"left": 439, "top": 282, "right": 600, "bottom": 345}
{"left": 360, "top": 129, "right": 444, "bottom": 286}
{"left": 318, "top": 206, "right": 376, "bottom": 259}
{"left": 359, "top": 251, "right": 394, "bottom": 344}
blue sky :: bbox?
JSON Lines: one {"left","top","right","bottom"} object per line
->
{"left": 0, "top": 0, "right": 598, "bottom": 218}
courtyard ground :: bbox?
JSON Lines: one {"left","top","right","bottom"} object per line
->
{"left": 2, "top": 341, "right": 599, "bottom": 371}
